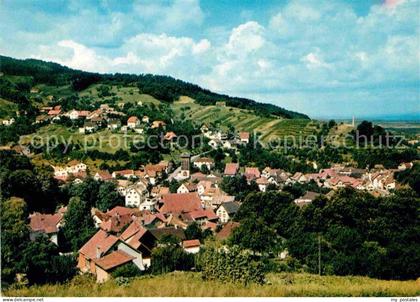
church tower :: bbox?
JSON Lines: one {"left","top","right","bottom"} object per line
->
{"left": 180, "top": 153, "right": 191, "bottom": 178}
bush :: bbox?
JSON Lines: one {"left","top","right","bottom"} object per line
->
{"left": 111, "top": 262, "right": 143, "bottom": 278}
{"left": 200, "top": 245, "right": 266, "bottom": 285}
{"left": 151, "top": 245, "right": 194, "bottom": 274}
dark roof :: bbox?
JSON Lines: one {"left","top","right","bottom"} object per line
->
{"left": 150, "top": 227, "right": 186, "bottom": 241}
{"left": 219, "top": 202, "right": 240, "bottom": 215}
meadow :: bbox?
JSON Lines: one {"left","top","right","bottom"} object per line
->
{"left": 4, "top": 272, "right": 419, "bottom": 297}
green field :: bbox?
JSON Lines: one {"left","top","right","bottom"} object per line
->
{"left": 172, "top": 97, "right": 318, "bottom": 142}
{"left": 0, "top": 98, "right": 17, "bottom": 119}
{"left": 4, "top": 272, "right": 419, "bottom": 297}
{"left": 19, "top": 124, "right": 144, "bottom": 153}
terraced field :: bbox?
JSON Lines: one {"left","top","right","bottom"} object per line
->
{"left": 79, "top": 84, "right": 161, "bottom": 106}
{"left": 172, "top": 97, "right": 318, "bottom": 142}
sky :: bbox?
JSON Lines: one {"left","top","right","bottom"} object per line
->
{"left": 0, "top": 0, "right": 419, "bottom": 119}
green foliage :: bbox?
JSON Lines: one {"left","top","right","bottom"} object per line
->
{"left": 0, "top": 151, "right": 61, "bottom": 212}
{"left": 0, "top": 197, "right": 29, "bottom": 287}
{"left": 96, "top": 181, "right": 124, "bottom": 212}
{"left": 229, "top": 216, "right": 278, "bottom": 254}
{"left": 151, "top": 245, "right": 194, "bottom": 275}
{"left": 59, "top": 197, "right": 96, "bottom": 252}
{"left": 287, "top": 188, "right": 420, "bottom": 280}
{"left": 394, "top": 162, "right": 420, "bottom": 196}
{"left": 220, "top": 175, "right": 259, "bottom": 201}
{"left": 21, "top": 236, "right": 77, "bottom": 285}
{"left": 200, "top": 244, "right": 266, "bottom": 285}
{"left": 111, "top": 262, "right": 143, "bottom": 278}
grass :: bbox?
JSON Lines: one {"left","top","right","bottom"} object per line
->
{"left": 0, "top": 98, "right": 17, "bottom": 119}
{"left": 3, "top": 272, "right": 419, "bottom": 297}
{"left": 79, "top": 84, "right": 161, "bottom": 106}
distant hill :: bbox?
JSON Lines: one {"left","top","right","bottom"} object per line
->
{"left": 0, "top": 55, "right": 309, "bottom": 120}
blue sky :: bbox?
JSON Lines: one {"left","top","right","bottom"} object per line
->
{"left": 1, "top": 0, "right": 419, "bottom": 119}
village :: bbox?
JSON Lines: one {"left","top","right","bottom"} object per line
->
{"left": 27, "top": 137, "right": 415, "bottom": 282}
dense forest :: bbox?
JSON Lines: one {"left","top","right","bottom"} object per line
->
{"left": 0, "top": 55, "right": 309, "bottom": 119}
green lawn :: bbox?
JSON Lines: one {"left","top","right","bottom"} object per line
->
{"left": 4, "top": 272, "right": 419, "bottom": 297}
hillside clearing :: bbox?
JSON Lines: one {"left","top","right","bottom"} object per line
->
{"left": 4, "top": 272, "right": 419, "bottom": 297}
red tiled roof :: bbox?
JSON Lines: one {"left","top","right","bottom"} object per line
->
{"left": 48, "top": 109, "right": 61, "bottom": 115}
{"left": 96, "top": 170, "right": 112, "bottom": 181}
{"left": 224, "top": 163, "right": 239, "bottom": 175}
{"left": 194, "top": 157, "right": 214, "bottom": 163}
{"left": 244, "top": 167, "right": 260, "bottom": 178}
{"left": 239, "top": 132, "right": 250, "bottom": 140}
{"left": 94, "top": 250, "right": 135, "bottom": 271}
{"left": 164, "top": 131, "right": 177, "bottom": 140}
{"left": 79, "top": 230, "right": 119, "bottom": 259}
{"left": 216, "top": 221, "right": 240, "bottom": 240}
{"left": 159, "top": 193, "right": 202, "bottom": 214}
{"left": 187, "top": 208, "right": 219, "bottom": 221}
{"left": 29, "top": 212, "right": 63, "bottom": 234}
{"left": 120, "top": 220, "right": 150, "bottom": 250}
{"left": 182, "top": 239, "right": 200, "bottom": 248}
{"left": 127, "top": 116, "right": 139, "bottom": 123}
{"left": 107, "top": 206, "right": 137, "bottom": 217}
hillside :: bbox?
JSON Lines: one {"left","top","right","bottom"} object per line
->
{"left": 4, "top": 272, "right": 419, "bottom": 297}
{"left": 0, "top": 55, "right": 309, "bottom": 119}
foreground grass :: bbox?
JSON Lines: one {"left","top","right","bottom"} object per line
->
{"left": 4, "top": 272, "right": 420, "bottom": 297}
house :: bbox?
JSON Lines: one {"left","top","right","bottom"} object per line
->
{"left": 193, "top": 157, "right": 214, "bottom": 171}
{"left": 107, "top": 119, "right": 121, "bottom": 130}
{"left": 116, "top": 179, "right": 131, "bottom": 196}
{"left": 216, "top": 221, "right": 240, "bottom": 241}
{"left": 398, "top": 162, "right": 413, "bottom": 171}
{"left": 29, "top": 211, "right": 65, "bottom": 245}
{"left": 177, "top": 183, "right": 197, "bottom": 194}
{"left": 125, "top": 181, "right": 148, "bottom": 208}
{"left": 182, "top": 208, "right": 219, "bottom": 224}
{"left": 94, "top": 170, "right": 113, "bottom": 182}
{"left": 294, "top": 191, "right": 320, "bottom": 206}
{"left": 127, "top": 116, "right": 140, "bottom": 129}
{"left": 163, "top": 131, "right": 177, "bottom": 141}
{"left": 120, "top": 220, "right": 157, "bottom": 267}
{"left": 239, "top": 131, "right": 250, "bottom": 144}
{"left": 144, "top": 164, "right": 167, "bottom": 185}
{"left": 151, "top": 120, "right": 166, "bottom": 129}
{"left": 52, "top": 161, "right": 87, "bottom": 180}
{"left": 224, "top": 163, "right": 239, "bottom": 177}
{"left": 99, "top": 207, "right": 138, "bottom": 234}
{"left": 256, "top": 177, "right": 269, "bottom": 192}
{"left": 216, "top": 202, "right": 240, "bottom": 223}
{"left": 158, "top": 193, "right": 202, "bottom": 214}
{"left": 2, "top": 117, "right": 15, "bottom": 126}
{"left": 77, "top": 230, "right": 145, "bottom": 283}
{"left": 68, "top": 110, "right": 90, "bottom": 120}
{"left": 151, "top": 186, "right": 170, "bottom": 198}
{"left": 196, "top": 180, "right": 214, "bottom": 196}
{"left": 79, "top": 121, "right": 97, "bottom": 134}
{"left": 244, "top": 167, "right": 261, "bottom": 181}
{"left": 182, "top": 239, "right": 201, "bottom": 254}
{"left": 215, "top": 101, "right": 226, "bottom": 107}
{"left": 112, "top": 169, "right": 135, "bottom": 179}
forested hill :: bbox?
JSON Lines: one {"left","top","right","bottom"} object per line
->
{"left": 0, "top": 55, "right": 309, "bottom": 119}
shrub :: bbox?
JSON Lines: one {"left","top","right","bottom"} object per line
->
{"left": 200, "top": 245, "right": 266, "bottom": 285}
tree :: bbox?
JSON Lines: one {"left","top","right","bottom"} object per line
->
{"left": 229, "top": 216, "right": 277, "bottom": 255}
{"left": 1, "top": 197, "right": 29, "bottom": 286}
{"left": 20, "top": 236, "right": 77, "bottom": 285}
{"left": 59, "top": 197, "right": 96, "bottom": 252}
{"left": 96, "top": 182, "right": 124, "bottom": 212}
{"left": 185, "top": 222, "right": 202, "bottom": 240}
{"left": 151, "top": 245, "right": 194, "bottom": 274}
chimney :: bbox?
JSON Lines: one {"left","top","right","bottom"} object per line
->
{"left": 96, "top": 245, "right": 101, "bottom": 259}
